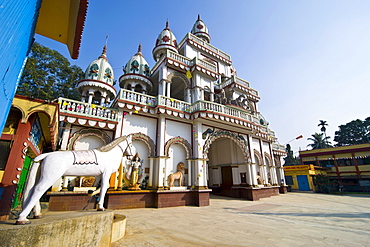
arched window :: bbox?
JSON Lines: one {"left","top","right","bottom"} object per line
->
{"left": 204, "top": 86, "right": 211, "bottom": 101}
{"left": 135, "top": 84, "right": 143, "bottom": 93}
{"left": 92, "top": 91, "right": 102, "bottom": 104}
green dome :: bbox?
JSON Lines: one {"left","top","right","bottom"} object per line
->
{"left": 84, "top": 45, "right": 114, "bottom": 86}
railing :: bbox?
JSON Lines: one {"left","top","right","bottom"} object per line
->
{"left": 221, "top": 75, "right": 259, "bottom": 96}
{"left": 117, "top": 90, "right": 258, "bottom": 123}
{"left": 272, "top": 143, "right": 286, "bottom": 152}
{"left": 235, "top": 77, "right": 250, "bottom": 88}
{"left": 194, "top": 57, "right": 218, "bottom": 73}
{"left": 59, "top": 98, "right": 118, "bottom": 121}
{"left": 191, "top": 101, "right": 253, "bottom": 122}
{"left": 167, "top": 50, "right": 192, "bottom": 66}
{"left": 185, "top": 33, "right": 231, "bottom": 61}
{"left": 157, "top": 95, "right": 192, "bottom": 112}
{"left": 167, "top": 50, "right": 217, "bottom": 73}
{"left": 119, "top": 90, "right": 156, "bottom": 106}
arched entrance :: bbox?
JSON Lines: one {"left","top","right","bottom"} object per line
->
{"left": 206, "top": 136, "right": 247, "bottom": 192}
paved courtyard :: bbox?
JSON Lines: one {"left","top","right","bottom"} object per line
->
{"left": 112, "top": 192, "right": 370, "bottom": 247}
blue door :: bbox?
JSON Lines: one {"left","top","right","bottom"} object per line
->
{"left": 297, "top": 175, "right": 310, "bottom": 191}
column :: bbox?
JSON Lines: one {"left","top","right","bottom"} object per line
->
{"left": 87, "top": 90, "right": 94, "bottom": 104}
{"left": 261, "top": 165, "right": 269, "bottom": 186}
{"left": 156, "top": 115, "right": 166, "bottom": 189}
{"left": 248, "top": 134, "right": 258, "bottom": 187}
{"left": 186, "top": 88, "right": 191, "bottom": 103}
{"left": 210, "top": 80, "right": 215, "bottom": 102}
{"left": 193, "top": 120, "right": 207, "bottom": 188}
{"left": 166, "top": 81, "right": 171, "bottom": 97}
{"left": 250, "top": 163, "right": 258, "bottom": 187}
{"left": 278, "top": 167, "right": 286, "bottom": 186}
{"left": 246, "top": 164, "right": 252, "bottom": 186}
{"left": 148, "top": 158, "right": 154, "bottom": 188}
{"left": 187, "top": 160, "right": 192, "bottom": 187}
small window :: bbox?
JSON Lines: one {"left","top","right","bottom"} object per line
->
{"left": 285, "top": 176, "right": 294, "bottom": 185}
{"left": 240, "top": 173, "right": 247, "bottom": 184}
{"left": 0, "top": 140, "right": 11, "bottom": 170}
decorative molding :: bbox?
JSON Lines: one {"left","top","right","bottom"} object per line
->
{"left": 68, "top": 129, "right": 111, "bottom": 150}
{"left": 164, "top": 136, "right": 192, "bottom": 159}
{"left": 130, "top": 132, "right": 156, "bottom": 157}
{"left": 254, "top": 149, "right": 263, "bottom": 166}
{"left": 203, "top": 130, "right": 250, "bottom": 162}
{"left": 264, "top": 152, "right": 273, "bottom": 167}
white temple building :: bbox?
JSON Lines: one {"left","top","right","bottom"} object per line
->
{"left": 54, "top": 15, "right": 287, "bottom": 209}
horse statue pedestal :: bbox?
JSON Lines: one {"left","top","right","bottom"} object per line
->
{"left": 73, "top": 187, "right": 96, "bottom": 192}
{"left": 169, "top": 186, "right": 187, "bottom": 191}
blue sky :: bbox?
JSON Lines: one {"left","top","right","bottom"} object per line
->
{"left": 36, "top": 0, "right": 370, "bottom": 155}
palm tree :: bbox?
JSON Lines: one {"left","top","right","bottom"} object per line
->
{"left": 318, "top": 120, "right": 329, "bottom": 146}
{"left": 307, "top": 133, "right": 332, "bottom": 149}
{"left": 318, "top": 120, "right": 328, "bottom": 133}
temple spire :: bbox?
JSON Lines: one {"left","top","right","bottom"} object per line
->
{"left": 99, "top": 44, "right": 108, "bottom": 61}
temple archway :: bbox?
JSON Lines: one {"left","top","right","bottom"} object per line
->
{"left": 206, "top": 135, "right": 247, "bottom": 191}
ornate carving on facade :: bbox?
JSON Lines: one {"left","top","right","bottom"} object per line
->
{"left": 68, "top": 128, "right": 111, "bottom": 150}
{"left": 130, "top": 132, "right": 156, "bottom": 157}
{"left": 203, "top": 130, "right": 250, "bottom": 162}
{"left": 164, "top": 136, "right": 192, "bottom": 159}
{"left": 264, "top": 152, "right": 273, "bottom": 167}
{"left": 274, "top": 157, "right": 281, "bottom": 168}
{"left": 254, "top": 149, "right": 263, "bottom": 166}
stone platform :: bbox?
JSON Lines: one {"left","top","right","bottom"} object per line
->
{"left": 0, "top": 210, "right": 126, "bottom": 247}
{"left": 47, "top": 189, "right": 211, "bottom": 211}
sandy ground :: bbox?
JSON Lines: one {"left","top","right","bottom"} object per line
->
{"left": 112, "top": 192, "right": 370, "bottom": 247}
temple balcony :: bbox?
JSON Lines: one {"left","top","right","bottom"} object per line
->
{"left": 115, "top": 89, "right": 275, "bottom": 140}
{"left": 221, "top": 75, "right": 259, "bottom": 101}
{"left": 151, "top": 50, "right": 219, "bottom": 79}
{"left": 58, "top": 98, "right": 119, "bottom": 130}
{"left": 178, "top": 33, "right": 232, "bottom": 64}
{"left": 272, "top": 143, "right": 287, "bottom": 156}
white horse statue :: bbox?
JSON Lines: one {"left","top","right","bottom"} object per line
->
{"left": 15, "top": 135, "right": 135, "bottom": 225}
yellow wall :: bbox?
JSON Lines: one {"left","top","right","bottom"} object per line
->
{"left": 11, "top": 96, "right": 59, "bottom": 149}
{"left": 284, "top": 170, "right": 312, "bottom": 190}
{"left": 284, "top": 166, "right": 327, "bottom": 191}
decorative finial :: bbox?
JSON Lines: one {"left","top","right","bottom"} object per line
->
{"left": 198, "top": 14, "right": 201, "bottom": 21}
{"left": 138, "top": 43, "right": 142, "bottom": 53}
{"left": 98, "top": 35, "right": 108, "bottom": 60}
{"left": 166, "top": 19, "right": 169, "bottom": 29}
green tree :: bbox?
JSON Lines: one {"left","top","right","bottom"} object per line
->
{"left": 334, "top": 117, "right": 370, "bottom": 146}
{"left": 283, "top": 144, "right": 300, "bottom": 165}
{"left": 307, "top": 133, "right": 332, "bottom": 149}
{"left": 318, "top": 120, "right": 328, "bottom": 133}
{"left": 17, "top": 42, "right": 84, "bottom": 101}
{"left": 318, "top": 120, "right": 329, "bottom": 146}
